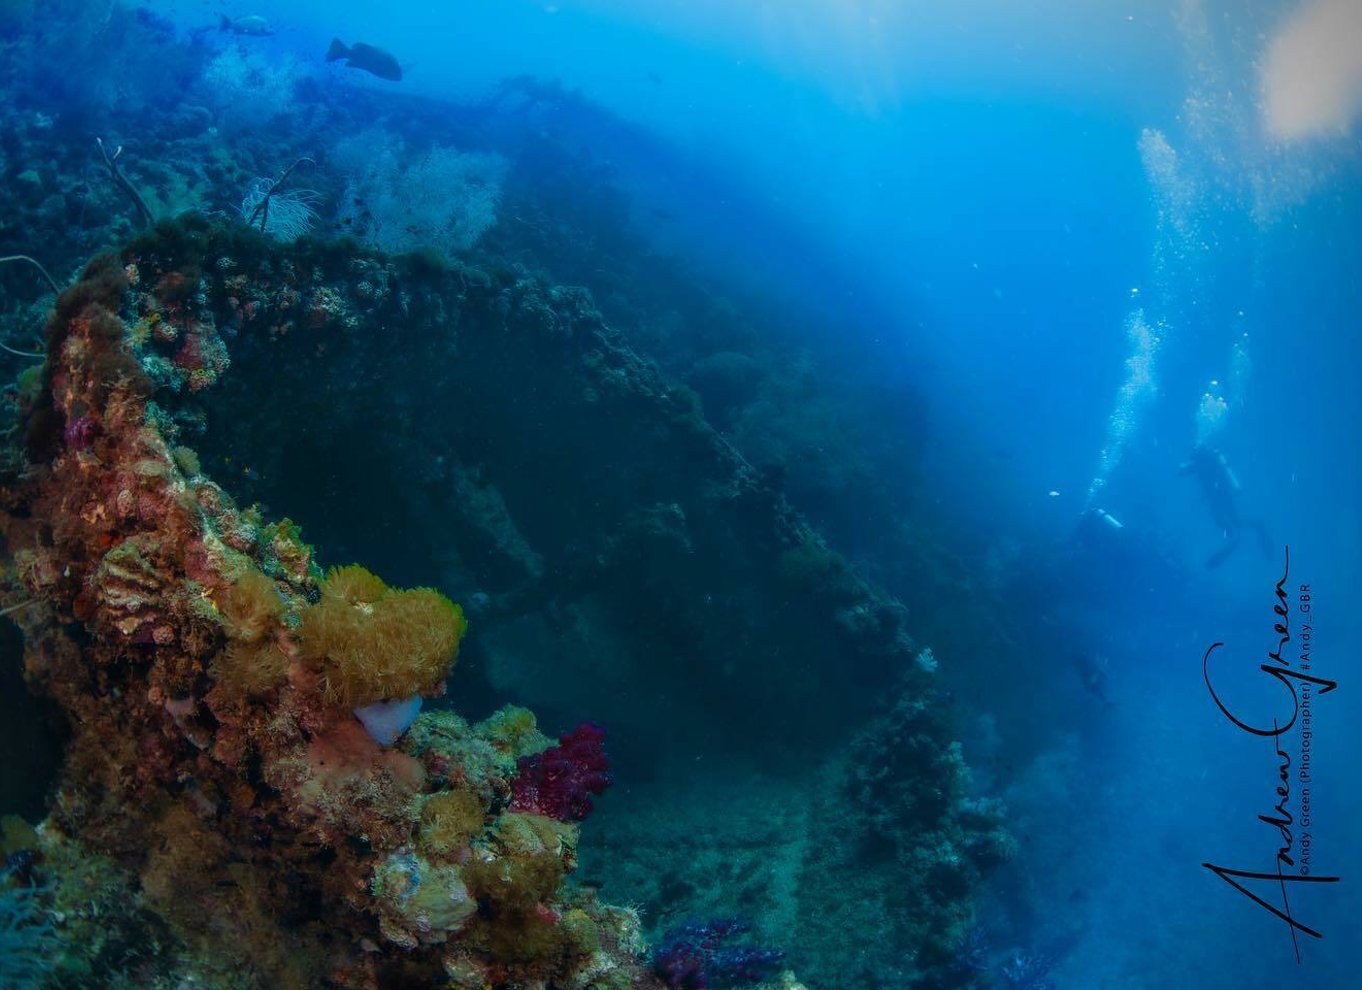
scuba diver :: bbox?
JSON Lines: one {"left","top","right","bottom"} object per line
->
{"left": 1179, "top": 443, "right": 1271, "bottom": 568}
{"left": 1051, "top": 503, "right": 1189, "bottom": 609}
{"left": 1074, "top": 505, "right": 1126, "bottom": 549}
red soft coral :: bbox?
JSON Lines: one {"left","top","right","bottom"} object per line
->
{"left": 509, "top": 722, "right": 611, "bottom": 822}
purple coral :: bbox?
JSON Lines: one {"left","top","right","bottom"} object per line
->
{"left": 653, "top": 918, "right": 785, "bottom": 989}
{"left": 509, "top": 721, "right": 611, "bottom": 822}
{"left": 63, "top": 415, "right": 96, "bottom": 450}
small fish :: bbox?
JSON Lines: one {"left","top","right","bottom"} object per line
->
{"left": 219, "top": 14, "right": 274, "bottom": 36}
{"left": 326, "top": 38, "right": 402, "bottom": 81}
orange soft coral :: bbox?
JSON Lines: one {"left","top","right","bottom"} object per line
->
{"left": 297, "top": 564, "right": 465, "bottom": 707}
{"left": 218, "top": 566, "right": 285, "bottom": 641}
{"left": 210, "top": 566, "right": 290, "bottom": 699}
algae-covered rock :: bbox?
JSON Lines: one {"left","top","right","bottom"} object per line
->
{"left": 0, "top": 223, "right": 669, "bottom": 988}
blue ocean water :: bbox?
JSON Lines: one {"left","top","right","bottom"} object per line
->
{"left": 0, "top": 1, "right": 1358, "bottom": 987}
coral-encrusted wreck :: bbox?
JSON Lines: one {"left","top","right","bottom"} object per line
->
{"left": 0, "top": 221, "right": 671, "bottom": 988}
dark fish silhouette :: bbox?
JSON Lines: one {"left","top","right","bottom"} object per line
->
{"left": 219, "top": 14, "right": 273, "bottom": 36}
{"left": 1073, "top": 652, "right": 1113, "bottom": 708}
{"left": 326, "top": 38, "right": 402, "bottom": 81}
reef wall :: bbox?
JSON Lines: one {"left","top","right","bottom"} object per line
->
{"left": 0, "top": 222, "right": 666, "bottom": 988}
{"left": 1, "top": 217, "right": 1004, "bottom": 987}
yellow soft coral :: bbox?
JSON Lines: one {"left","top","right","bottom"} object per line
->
{"left": 218, "top": 566, "right": 284, "bottom": 641}
{"left": 417, "top": 787, "right": 488, "bottom": 860}
{"left": 297, "top": 564, "right": 465, "bottom": 707}
{"left": 210, "top": 566, "right": 290, "bottom": 698}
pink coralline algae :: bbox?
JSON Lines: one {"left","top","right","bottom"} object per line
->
{"left": 510, "top": 721, "right": 612, "bottom": 821}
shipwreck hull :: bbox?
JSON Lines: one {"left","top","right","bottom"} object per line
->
{"left": 0, "top": 218, "right": 1001, "bottom": 987}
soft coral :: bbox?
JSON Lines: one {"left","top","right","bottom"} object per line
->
{"left": 509, "top": 721, "right": 611, "bottom": 822}
{"left": 653, "top": 918, "right": 784, "bottom": 989}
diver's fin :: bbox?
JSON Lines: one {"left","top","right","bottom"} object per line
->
{"left": 326, "top": 38, "right": 350, "bottom": 62}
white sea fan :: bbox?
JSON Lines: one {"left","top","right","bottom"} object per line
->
{"left": 332, "top": 130, "right": 508, "bottom": 257}
{"left": 202, "top": 47, "right": 302, "bottom": 129}
{"left": 240, "top": 179, "right": 322, "bottom": 240}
